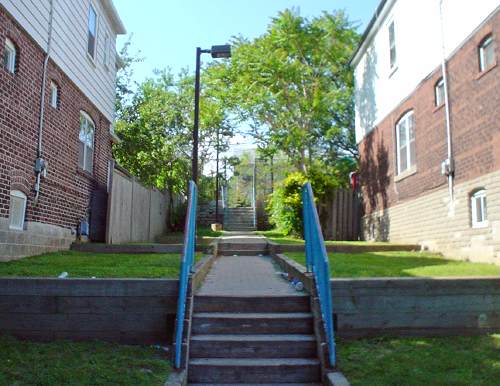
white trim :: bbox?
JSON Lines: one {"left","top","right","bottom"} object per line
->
{"left": 9, "top": 190, "right": 27, "bottom": 231}
{"left": 395, "top": 110, "right": 416, "bottom": 175}
{"left": 4, "top": 38, "right": 16, "bottom": 73}
{"left": 79, "top": 111, "right": 95, "bottom": 173}
{"left": 50, "top": 81, "right": 58, "bottom": 108}
{"left": 471, "top": 189, "right": 488, "bottom": 228}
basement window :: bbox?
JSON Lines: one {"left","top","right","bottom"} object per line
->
{"left": 479, "top": 35, "right": 495, "bottom": 72}
{"left": 3, "top": 38, "right": 16, "bottom": 73}
{"left": 471, "top": 189, "right": 487, "bottom": 228}
{"left": 9, "top": 190, "right": 27, "bottom": 231}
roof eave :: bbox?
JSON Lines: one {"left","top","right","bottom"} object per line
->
{"left": 101, "top": 0, "right": 126, "bottom": 35}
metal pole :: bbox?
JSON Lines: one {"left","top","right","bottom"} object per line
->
{"left": 192, "top": 47, "right": 202, "bottom": 185}
{"left": 253, "top": 160, "right": 257, "bottom": 228}
{"left": 215, "top": 126, "right": 220, "bottom": 223}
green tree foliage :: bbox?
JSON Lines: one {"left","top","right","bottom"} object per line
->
{"left": 267, "top": 168, "right": 338, "bottom": 236}
{"left": 221, "top": 9, "right": 359, "bottom": 173}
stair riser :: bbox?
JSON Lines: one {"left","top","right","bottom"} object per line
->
{"left": 192, "top": 317, "right": 314, "bottom": 335}
{"left": 194, "top": 296, "right": 310, "bottom": 313}
{"left": 188, "top": 364, "right": 320, "bottom": 383}
{"left": 216, "top": 243, "right": 267, "bottom": 250}
{"left": 190, "top": 340, "right": 316, "bottom": 359}
{"left": 217, "top": 250, "right": 267, "bottom": 256}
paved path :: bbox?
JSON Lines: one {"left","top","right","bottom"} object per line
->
{"left": 198, "top": 254, "right": 300, "bottom": 296}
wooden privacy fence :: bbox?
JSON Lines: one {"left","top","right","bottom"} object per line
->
{"left": 106, "top": 164, "right": 169, "bottom": 244}
{"left": 319, "top": 189, "right": 361, "bottom": 241}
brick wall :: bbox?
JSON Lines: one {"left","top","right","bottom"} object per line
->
{"left": 0, "top": 6, "right": 113, "bottom": 257}
{"left": 358, "top": 11, "right": 500, "bottom": 263}
{"left": 359, "top": 11, "right": 499, "bottom": 215}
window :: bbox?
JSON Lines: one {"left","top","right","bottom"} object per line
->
{"left": 435, "top": 78, "right": 445, "bottom": 106}
{"left": 395, "top": 111, "right": 416, "bottom": 175}
{"left": 87, "top": 4, "right": 97, "bottom": 59}
{"left": 471, "top": 189, "right": 487, "bottom": 228}
{"left": 3, "top": 38, "right": 16, "bottom": 73}
{"left": 388, "top": 21, "right": 397, "bottom": 70}
{"left": 79, "top": 112, "right": 95, "bottom": 172}
{"left": 50, "top": 82, "right": 59, "bottom": 108}
{"left": 479, "top": 35, "right": 495, "bottom": 71}
{"left": 9, "top": 190, "right": 27, "bottom": 230}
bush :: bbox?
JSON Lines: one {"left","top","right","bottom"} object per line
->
{"left": 267, "top": 169, "right": 337, "bottom": 236}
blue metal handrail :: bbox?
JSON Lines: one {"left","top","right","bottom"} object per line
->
{"left": 302, "top": 182, "right": 336, "bottom": 367}
{"left": 174, "top": 180, "right": 197, "bottom": 369}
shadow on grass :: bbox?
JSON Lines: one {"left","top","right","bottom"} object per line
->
{"left": 285, "top": 251, "right": 500, "bottom": 277}
{"left": 338, "top": 334, "right": 500, "bottom": 386}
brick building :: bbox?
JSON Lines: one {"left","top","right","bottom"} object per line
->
{"left": 352, "top": 0, "right": 499, "bottom": 263}
{"left": 0, "top": 1, "right": 125, "bottom": 260}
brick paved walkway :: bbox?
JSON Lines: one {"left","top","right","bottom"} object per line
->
{"left": 198, "top": 255, "right": 301, "bottom": 296}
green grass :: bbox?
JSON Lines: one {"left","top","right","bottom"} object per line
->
{"left": 256, "top": 229, "right": 395, "bottom": 245}
{"left": 286, "top": 251, "right": 500, "bottom": 277}
{"left": 0, "top": 251, "right": 203, "bottom": 278}
{"left": 339, "top": 334, "right": 500, "bottom": 386}
{"left": 0, "top": 335, "right": 170, "bottom": 386}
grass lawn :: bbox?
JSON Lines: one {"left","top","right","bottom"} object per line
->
{"left": 339, "top": 334, "right": 500, "bottom": 386}
{"left": 0, "top": 251, "right": 203, "bottom": 278}
{"left": 156, "top": 226, "right": 223, "bottom": 245}
{"left": 286, "top": 251, "right": 500, "bottom": 277}
{"left": 0, "top": 335, "right": 170, "bottom": 386}
{"left": 256, "top": 229, "right": 394, "bottom": 246}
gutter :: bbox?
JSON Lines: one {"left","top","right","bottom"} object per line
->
{"left": 34, "top": 0, "right": 54, "bottom": 204}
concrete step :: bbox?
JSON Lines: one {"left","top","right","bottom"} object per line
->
{"left": 188, "top": 358, "right": 320, "bottom": 383}
{"left": 217, "top": 250, "right": 267, "bottom": 256}
{"left": 190, "top": 334, "right": 316, "bottom": 359}
{"left": 194, "top": 295, "right": 310, "bottom": 313}
{"left": 189, "top": 384, "right": 321, "bottom": 386}
{"left": 217, "top": 243, "right": 268, "bottom": 251}
{"left": 224, "top": 226, "right": 257, "bottom": 230}
{"left": 192, "top": 312, "right": 314, "bottom": 335}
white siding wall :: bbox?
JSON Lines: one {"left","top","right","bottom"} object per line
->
{"left": 353, "top": 0, "right": 499, "bottom": 143}
{"left": 1, "top": 0, "right": 119, "bottom": 122}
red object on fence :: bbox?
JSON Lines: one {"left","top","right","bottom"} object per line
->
{"left": 349, "top": 172, "right": 358, "bottom": 191}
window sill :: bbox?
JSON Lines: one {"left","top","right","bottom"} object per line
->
{"left": 76, "top": 167, "right": 95, "bottom": 181}
{"left": 8, "top": 225, "right": 24, "bottom": 232}
{"left": 394, "top": 166, "right": 417, "bottom": 182}
{"left": 472, "top": 221, "right": 489, "bottom": 229}
{"left": 433, "top": 103, "right": 445, "bottom": 113}
{"left": 476, "top": 61, "right": 497, "bottom": 80}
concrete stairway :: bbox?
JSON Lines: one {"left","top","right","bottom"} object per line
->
{"left": 188, "top": 295, "right": 321, "bottom": 384}
{"left": 224, "top": 207, "right": 256, "bottom": 231}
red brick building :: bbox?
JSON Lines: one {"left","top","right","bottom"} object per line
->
{"left": 0, "top": 1, "right": 125, "bottom": 260}
{"left": 352, "top": 0, "right": 499, "bottom": 263}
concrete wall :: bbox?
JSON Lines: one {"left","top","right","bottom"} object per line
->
{"left": 0, "top": 278, "right": 177, "bottom": 344}
{"left": 0, "top": 218, "right": 75, "bottom": 262}
{"left": 362, "top": 169, "right": 500, "bottom": 264}
{"left": 106, "top": 167, "right": 168, "bottom": 244}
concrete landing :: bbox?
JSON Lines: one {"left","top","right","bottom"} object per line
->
{"left": 198, "top": 255, "right": 300, "bottom": 296}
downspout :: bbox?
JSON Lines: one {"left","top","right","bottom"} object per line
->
{"left": 34, "top": 0, "right": 55, "bottom": 204}
{"left": 439, "top": 0, "right": 454, "bottom": 203}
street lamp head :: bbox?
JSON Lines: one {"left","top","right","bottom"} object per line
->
{"left": 211, "top": 44, "right": 231, "bottom": 59}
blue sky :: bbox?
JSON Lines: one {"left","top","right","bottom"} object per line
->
{"left": 115, "top": 0, "right": 379, "bottom": 83}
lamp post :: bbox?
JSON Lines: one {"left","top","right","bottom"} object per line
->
{"left": 192, "top": 45, "right": 231, "bottom": 185}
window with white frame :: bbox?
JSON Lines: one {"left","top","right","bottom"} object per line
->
{"left": 9, "top": 190, "right": 27, "bottom": 230}
{"left": 479, "top": 35, "right": 495, "bottom": 72}
{"left": 87, "top": 4, "right": 97, "bottom": 59}
{"left": 50, "top": 82, "right": 59, "bottom": 108}
{"left": 471, "top": 189, "right": 487, "bottom": 228}
{"left": 78, "top": 112, "right": 95, "bottom": 172}
{"left": 435, "top": 78, "right": 445, "bottom": 106}
{"left": 395, "top": 111, "right": 416, "bottom": 175}
{"left": 3, "top": 38, "right": 16, "bottom": 73}
{"left": 388, "top": 21, "right": 397, "bottom": 70}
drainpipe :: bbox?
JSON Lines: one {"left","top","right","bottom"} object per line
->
{"left": 439, "top": 0, "right": 454, "bottom": 202}
{"left": 34, "top": 0, "right": 55, "bottom": 204}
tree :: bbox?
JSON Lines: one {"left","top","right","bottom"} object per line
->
{"left": 221, "top": 9, "right": 359, "bottom": 174}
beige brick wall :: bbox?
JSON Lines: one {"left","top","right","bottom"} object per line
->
{"left": 363, "top": 169, "right": 500, "bottom": 265}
